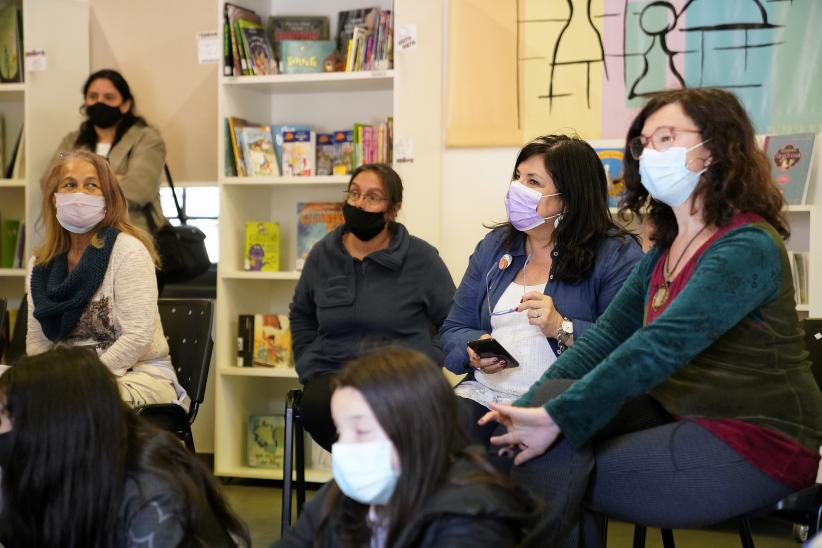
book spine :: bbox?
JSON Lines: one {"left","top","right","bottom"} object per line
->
{"left": 237, "top": 314, "right": 254, "bottom": 367}
{"left": 223, "top": 11, "right": 233, "bottom": 76}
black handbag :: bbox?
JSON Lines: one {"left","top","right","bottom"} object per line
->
{"left": 144, "top": 164, "right": 211, "bottom": 285}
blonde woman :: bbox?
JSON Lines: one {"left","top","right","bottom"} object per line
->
{"left": 27, "top": 149, "right": 185, "bottom": 407}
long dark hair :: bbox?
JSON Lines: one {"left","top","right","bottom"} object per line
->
{"left": 492, "top": 135, "right": 634, "bottom": 284}
{"left": 316, "top": 347, "right": 511, "bottom": 547}
{"left": 0, "top": 347, "right": 249, "bottom": 548}
{"left": 74, "top": 69, "right": 147, "bottom": 150}
{"left": 621, "top": 88, "right": 789, "bottom": 248}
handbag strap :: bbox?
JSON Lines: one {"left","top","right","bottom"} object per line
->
{"left": 143, "top": 163, "right": 187, "bottom": 233}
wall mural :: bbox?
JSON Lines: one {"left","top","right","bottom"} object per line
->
{"left": 446, "top": 0, "right": 822, "bottom": 146}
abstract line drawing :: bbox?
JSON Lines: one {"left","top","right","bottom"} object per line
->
{"left": 628, "top": 1, "right": 684, "bottom": 99}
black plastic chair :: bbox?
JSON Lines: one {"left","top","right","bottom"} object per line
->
{"left": 4, "top": 294, "right": 26, "bottom": 364}
{"left": 281, "top": 388, "right": 307, "bottom": 537}
{"left": 136, "top": 298, "right": 214, "bottom": 453}
{"left": 629, "top": 318, "right": 822, "bottom": 547}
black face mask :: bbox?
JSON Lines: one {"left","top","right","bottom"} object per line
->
{"left": 86, "top": 102, "right": 124, "bottom": 129}
{"left": 343, "top": 202, "right": 387, "bottom": 242}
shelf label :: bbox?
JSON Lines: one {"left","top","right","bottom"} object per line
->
{"left": 25, "top": 49, "right": 47, "bottom": 72}
{"left": 196, "top": 30, "right": 220, "bottom": 64}
{"left": 395, "top": 136, "right": 414, "bottom": 163}
{"left": 397, "top": 24, "right": 418, "bottom": 51}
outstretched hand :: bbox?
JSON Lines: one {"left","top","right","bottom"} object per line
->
{"left": 479, "top": 403, "right": 560, "bottom": 466}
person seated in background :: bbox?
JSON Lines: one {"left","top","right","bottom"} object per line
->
{"left": 0, "top": 346, "right": 250, "bottom": 548}
{"left": 27, "top": 149, "right": 184, "bottom": 407}
{"left": 50, "top": 68, "right": 167, "bottom": 235}
{"left": 275, "top": 347, "right": 539, "bottom": 548}
{"left": 440, "top": 135, "right": 643, "bottom": 443}
{"left": 289, "top": 164, "right": 456, "bottom": 451}
{"left": 483, "top": 88, "right": 822, "bottom": 547}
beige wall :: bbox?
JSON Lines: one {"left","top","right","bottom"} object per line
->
{"left": 89, "top": 0, "right": 217, "bottom": 181}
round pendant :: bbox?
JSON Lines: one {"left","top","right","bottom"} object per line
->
{"left": 652, "top": 284, "right": 668, "bottom": 311}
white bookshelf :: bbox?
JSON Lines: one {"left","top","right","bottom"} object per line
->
{"left": 213, "top": 0, "right": 443, "bottom": 482}
{"left": 0, "top": 0, "right": 88, "bottom": 322}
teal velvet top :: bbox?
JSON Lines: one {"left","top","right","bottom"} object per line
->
{"left": 517, "top": 218, "right": 822, "bottom": 451}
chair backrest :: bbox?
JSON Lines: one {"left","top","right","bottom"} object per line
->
{"left": 157, "top": 298, "right": 214, "bottom": 420}
{"left": 5, "top": 294, "right": 27, "bottom": 364}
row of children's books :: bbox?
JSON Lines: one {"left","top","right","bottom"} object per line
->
{"left": 226, "top": 117, "right": 393, "bottom": 178}
{"left": 0, "top": 218, "right": 25, "bottom": 269}
{"left": 247, "top": 414, "right": 330, "bottom": 470}
{"left": 599, "top": 132, "right": 817, "bottom": 208}
{"left": 223, "top": 4, "right": 393, "bottom": 76}
{"left": 243, "top": 203, "right": 344, "bottom": 274}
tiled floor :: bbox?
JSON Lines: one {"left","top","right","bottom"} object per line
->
{"left": 219, "top": 479, "right": 805, "bottom": 547}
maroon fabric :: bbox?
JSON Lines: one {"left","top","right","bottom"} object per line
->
{"left": 691, "top": 417, "right": 819, "bottom": 490}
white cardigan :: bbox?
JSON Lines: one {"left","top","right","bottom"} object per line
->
{"left": 26, "top": 233, "right": 183, "bottom": 399}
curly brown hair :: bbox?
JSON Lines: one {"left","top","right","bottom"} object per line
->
{"left": 620, "top": 88, "right": 788, "bottom": 248}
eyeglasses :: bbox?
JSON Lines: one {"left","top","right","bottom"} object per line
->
{"left": 628, "top": 126, "right": 703, "bottom": 160}
{"left": 344, "top": 190, "right": 387, "bottom": 207}
{"left": 486, "top": 255, "right": 531, "bottom": 317}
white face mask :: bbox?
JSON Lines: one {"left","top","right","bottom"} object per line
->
{"left": 638, "top": 141, "right": 709, "bottom": 207}
{"left": 54, "top": 193, "right": 106, "bottom": 234}
{"left": 332, "top": 440, "right": 399, "bottom": 505}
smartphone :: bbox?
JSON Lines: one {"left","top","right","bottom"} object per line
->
{"left": 467, "top": 338, "right": 520, "bottom": 368}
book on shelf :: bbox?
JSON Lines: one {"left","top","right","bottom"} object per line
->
{"left": 595, "top": 148, "right": 626, "bottom": 208}
{"left": 296, "top": 202, "right": 344, "bottom": 270}
{"left": 266, "top": 15, "right": 330, "bottom": 61}
{"left": 0, "top": 5, "right": 23, "bottom": 83}
{"left": 763, "top": 133, "right": 816, "bottom": 206}
{"left": 238, "top": 19, "right": 278, "bottom": 76}
{"left": 225, "top": 3, "right": 263, "bottom": 77}
{"left": 281, "top": 130, "right": 316, "bottom": 177}
{"left": 316, "top": 133, "right": 335, "bottom": 176}
{"left": 0, "top": 218, "right": 20, "bottom": 268}
{"left": 334, "top": 130, "right": 354, "bottom": 175}
{"left": 13, "top": 221, "right": 24, "bottom": 269}
{"left": 236, "top": 313, "right": 294, "bottom": 368}
{"left": 279, "top": 40, "right": 336, "bottom": 74}
{"left": 244, "top": 221, "right": 280, "bottom": 272}
{"left": 338, "top": 8, "right": 393, "bottom": 72}
{"left": 5, "top": 125, "right": 23, "bottom": 179}
{"left": 247, "top": 415, "right": 285, "bottom": 468}
{"left": 238, "top": 125, "right": 280, "bottom": 176}
{"left": 791, "top": 251, "right": 809, "bottom": 306}
{"left": 226, "top": 117, "right": 248, "bottom": 177}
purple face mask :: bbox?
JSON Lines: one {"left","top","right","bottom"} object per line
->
{"left": 505, "top": 182, "right": 561, "bottom": 231}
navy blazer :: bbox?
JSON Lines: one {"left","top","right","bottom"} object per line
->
{"left": 440, "top": 227, "right": 643, "bottom": 373}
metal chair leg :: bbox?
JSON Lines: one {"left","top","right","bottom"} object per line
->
{"left": 280, "top": 396, "right": 295, "bottom": 538}
{"left": 632, "top": 525, "right": 647, "bottom": 548}
{"left": 661, "top": 528, "right": 675, "bottom": 548}
{"left": 738, "top": 519, "right": 755, "bottom": 548}
{"left": 295, "top": 401, "right": 306, "bottom": 516}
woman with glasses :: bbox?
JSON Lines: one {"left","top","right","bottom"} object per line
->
{"left": 483, "top": 88, "right": 822, "bottom": 547}
{"left": 440, "top": 135, "right": 642, "bottom": 444}
{"left": 289, "top": 163, "right": 456, "bottom": 451}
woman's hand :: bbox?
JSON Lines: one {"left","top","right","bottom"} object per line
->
{"left": 466, "top": 334, "right": 508, "bottom": 374}
{"left": 518, "top": 291, "right": 562, "bottom": 338}
{"left": 479, "top": 403, "right": 560, "bottom": 465}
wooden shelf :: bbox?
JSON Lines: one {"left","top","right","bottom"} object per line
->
{"left": 215, "top": 463, "right": 331, "bottom": 483}
{"left": 218, "top": 366, "right": 298, "bottom": 379}
{"left": 0, "top": 83, "right": 25, "bottom": 93}
{"left": 0, "top": 268, "right": 26, "bottom": 277}
{"left": 221, "top": 70, "right": 394, "bottom": 93}
{"left": 0, "top": 179, "right": 25, "bottom": 187}
{"left": 796, "top": 304, "right": 810, "bottom": 312}
{"left": 220, "top": 175, "right": 348, "bottom": 186}
{"left": 785, "top": 205, "right": 814, "bottom": 213}
{"left": 220, "top": 270, "right": 301, "bottom": 281}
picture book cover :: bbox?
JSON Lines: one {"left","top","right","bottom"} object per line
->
{"left": 316, "top": 133, "right": 335, "bottom": 176}
{"left": 225, "top": 3, "right": 262, "bottom": 77}
{"left": 266, "top": 15, "right": 330, "bottom": 59}
{"left": 0, "top": 6, "right": 21, "bottom": 83}
{"left": 238, "top": 21, "right": 278, "bottom": 75}
{"left": 270, "top": 124, "right": 310, "bottom": 173}
{"left": 764, "top": 133, "right": 816, "bottom": 206}
{"left": 252, "top": 314, "right": 293, "bottom": 368}
{"left": 296, "top": 202, "right": 344, "bottom": 270}
{"left": 247, "top": 415, "right": 285, "bottom": 468}
{"left": 595, "top": 148, "right": 625, "bottom": 208}
{"left": 1, "top": 218, "right": 20, "bottom": 268}
{"left": 281, "top": 130, "right": 316, "bottom": 177}
{"left": 333, "top": 130, "right": 354, "bottom": 175}
{"left": 239, "top": 125, "right": 280, "bottom": 177}
{"left": 336, "top": 7, "right": 379, "bottom": 64}
{"left": 279, "top": 40, "right": 336, "bottom": 74}
{"left": 244, "top": 221, "right": 280, "bottom": 272}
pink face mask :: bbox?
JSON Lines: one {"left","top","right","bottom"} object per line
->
{"left": 504, "top": 182, "right": 561, "bottom": 231}
{"left": 54, "top": 192, "right": 106, "bottom": 234}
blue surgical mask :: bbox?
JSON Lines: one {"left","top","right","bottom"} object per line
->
{"left": 638, "top": 141, "right": 709, "bottom": 207}
{"left": 332, "top": 440, "right": 399, "bottom": 505}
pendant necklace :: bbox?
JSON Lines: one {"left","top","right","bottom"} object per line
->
{"left": 652, "top": 224, "right": 710, "bottom": 311}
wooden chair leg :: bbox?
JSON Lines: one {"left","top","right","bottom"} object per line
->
{"left": 280, "top": 399, "right": 295, "bottom": 538}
